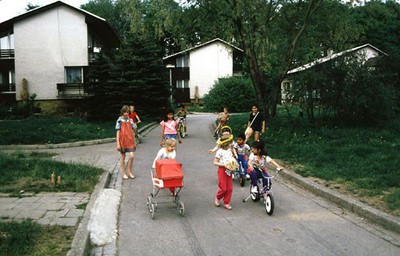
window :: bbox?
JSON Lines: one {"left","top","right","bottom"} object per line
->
{"left": 88, "top": 33, "right": 101, "bottom": 52}
{"left": 0, "top": 33, "right": 14, "bottom": 50}
{"left": 176, "top": 80, "right": 189, "bottom": 88}
{"left": 66, "top": 67, "right": 83, "bottom": 83}
{"left": 176, "top": 55, "right": 189, "bottom": 68}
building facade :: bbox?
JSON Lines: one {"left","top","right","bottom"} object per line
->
{"left": 0, "top": 1, "right": 119, "bottom": 114}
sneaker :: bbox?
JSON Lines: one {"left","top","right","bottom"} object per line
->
{"left": 246, "top": 174, "right": 250, "bottom": 180}
{"left": 251, "top": 185, "right": 258, "bottom": 193}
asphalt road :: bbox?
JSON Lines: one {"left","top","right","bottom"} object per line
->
{"left": 116, "top": 113, "right": 400, "bottom": 256}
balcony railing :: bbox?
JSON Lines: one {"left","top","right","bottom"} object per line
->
{"left": 57, "top": 83, "right": 94, "bottom": 98}
{"left": 0, "top": 49, "right": 15, "bottom": 59}
{"left": 0, "top": 83, "right": 16, "bottom": 93}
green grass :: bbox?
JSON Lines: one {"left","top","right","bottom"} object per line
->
{"left": 0, "top": 151, "right": 104, "bottom": 194}
{"left": 0, "top": 220, "right": 75, "bottom": 256}
{"left": 0, "top": 116, "right": 116, "bottom": 145}
{"left": 227, "top": 108, "right": 400, "bottom": 215}
{"left": 0, "top": 115, "right": 151, "bottom": 145}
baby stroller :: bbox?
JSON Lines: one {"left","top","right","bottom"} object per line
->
{"left": 242, "top": 165, "right": 281, "bottom": 215}
{"left": 147, "top": 159, "right": 185, "bottom": 219}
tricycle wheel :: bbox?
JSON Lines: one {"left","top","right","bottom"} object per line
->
{"left": 240, "top": 174, "right": 245, "bottom": 187}
{"left": 264, "top": 194, "right": 274, "bottom": 215}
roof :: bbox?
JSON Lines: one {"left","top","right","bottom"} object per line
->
{"left": 163, "top": 38, "right": 243, "bottom": 60}
{"left": 287, "top": 44, "right": 387, "bottom": 75}
{"left": 0, "top": 1, "right": 119, "bottom": 47}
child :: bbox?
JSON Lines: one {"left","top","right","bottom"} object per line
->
{"left": 116, "top": 105, "right": 136, "bottom": 180}
{"left": 214, "top": 107, "right": 230, "bottom": 137}
{"left": 160, "top": 109, "right": 182, "bottom": 147}
{"left": 233, "top": 133, "right": 251, "bottom": 178}
{"left": 152, "top": 138, "right": 177, "bottom": 195}
{"left": 245, "top": 104, "right": 265, "bottom": 143}
{"left": 176, "top": 104, "right": 188, "bottom": 119}
{"left": 247, "top": 141, "right": 283, "bottom": 193}
{"left": 208, "top": 126, "right": 236, "bottom": 157}
{"left": 213, "top": 129, "right": 236, "bottom": 210}
{"left": 129, "top": 105, "right": 142, "bottom": 125}
{"left": 176, "top": 104, "right": 188, "bottom": 135}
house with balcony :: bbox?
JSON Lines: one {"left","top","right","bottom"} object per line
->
{"left": 281, "top": 44, "right": 387, "bottom": 102}
{"left": 163, "top": 38, "right": 243, "bottom": 104}
{"left": 0, "top": 1, "right": 119, "bottom": 114}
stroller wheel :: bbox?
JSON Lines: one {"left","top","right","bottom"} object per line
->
{"left": 178, "top": 201, "right": 185, "bottom": 216}
{"left": 149, "top": 202, "right": 155, "bottom": 219}
{"left": 146, "top": 196, "right": 152, "bottom": 211}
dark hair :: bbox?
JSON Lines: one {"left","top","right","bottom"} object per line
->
{"left": 251, "top": 140, "right": 268, "bottom": 156}
{"left": 236, "top": 133, "right": 245, "bottom": 140}
{"left": 251, "top": 104, "right": 259, "bottom": 109}
{"left": 164, "top": 109, "right": 175, "bottom": 122}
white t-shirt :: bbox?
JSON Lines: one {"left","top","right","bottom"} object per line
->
{"left": 152, "top": 148, "right": 176, "bottom": 168}
{"left": 215, "top": 147, "right": 234, "bottom": 165}
{"left": 248, "top": 153, "right": 272, "bottom": 169}
{"left": 233, "top": 142, "right": 251, "bottom": 156}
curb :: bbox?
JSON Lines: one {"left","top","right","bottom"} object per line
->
{"left": 279, "top": 169, "right": 400, "bottom": 234}
{"left": 67, "top": 170, "right": 112, "bottom": 256}
{"left": 66, "top": 123, "right": 158, "bottom": 256}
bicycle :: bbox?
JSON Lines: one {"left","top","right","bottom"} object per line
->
{"left": 242, "top": 166, "right": 282, "bottom": 215}
{"left": 232, "top": 160, "right": 246, "bottom": 187}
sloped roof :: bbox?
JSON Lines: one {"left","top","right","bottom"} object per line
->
{"left": 0, "top": 1, "right": 119, "bottom": 47}
{"left": 163, "top": 38, "right": 243, "bottom": 60}
{"left": 287, "top": 44, "right": 387, "bottom": 75}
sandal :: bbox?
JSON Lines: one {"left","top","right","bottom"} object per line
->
{"left": 214, "top": 197, "right": 220, "bottom": 207}
{"left": 129, "top": 174, "right": 135, "bottom": 179}
{"left": 224, "top": 204, "right": 232, "bottom": 210}
{"left": 123, "top": 175, "right": 129, "bottom": 180}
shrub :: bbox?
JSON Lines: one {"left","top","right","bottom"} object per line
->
{"left": 203, "top": 77, "right": 256, "bottom": 112}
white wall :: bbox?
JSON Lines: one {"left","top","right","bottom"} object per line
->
{"left": 14, "top": 6, "right": 88, "bottom": 100}
{"left": 189, "top": 42, "right": 233, "bottom": 99}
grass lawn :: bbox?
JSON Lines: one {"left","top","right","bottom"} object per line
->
{"left": 0, "top": 151, "right": 104, "bottom": 255}
{"left": 0, "top": 221, "right": 75, "bottom": 256}
{"left": 227, "top": 108, "right": 400, "bottom": 217}
{"left": 0, "top": 151, "right": 104, "bottom": 195}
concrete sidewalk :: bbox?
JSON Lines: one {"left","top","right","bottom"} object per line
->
{"left": 0, "top": 192, "right": 89, "bottom": 226}
{"left": 0, "top": 122, "right": 157, "bottom": 256}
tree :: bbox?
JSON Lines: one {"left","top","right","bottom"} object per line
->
{"left": 203, "top": 77, "right": 255, "bottom": 112}
{"left": 183, "top": 0, "right": 321, "bottom": 119}
{"left": 83, "top": 0, "right": 170, "bottom": 119}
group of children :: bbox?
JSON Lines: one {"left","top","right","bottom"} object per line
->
{"left": 209, "top": 124, "right": 283, "bottom": 210}
{"left": 116, "top": 104, "right": 283, "bottom": 210}
{"left": 116, "top": 105, "right": 185, "bottom": 181}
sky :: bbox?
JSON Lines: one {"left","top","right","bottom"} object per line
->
{"left": 0, "top": 0, "right": 90, "bottom": 23}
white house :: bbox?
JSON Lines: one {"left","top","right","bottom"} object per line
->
{"left": 0, "top": 1, "right": 119, "bottom": 114}
{"left": 163, "top": 38, "right": 243, "bottom": 104}
{"left": 281, "top": 44, "right": 387, "bottom": 102}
